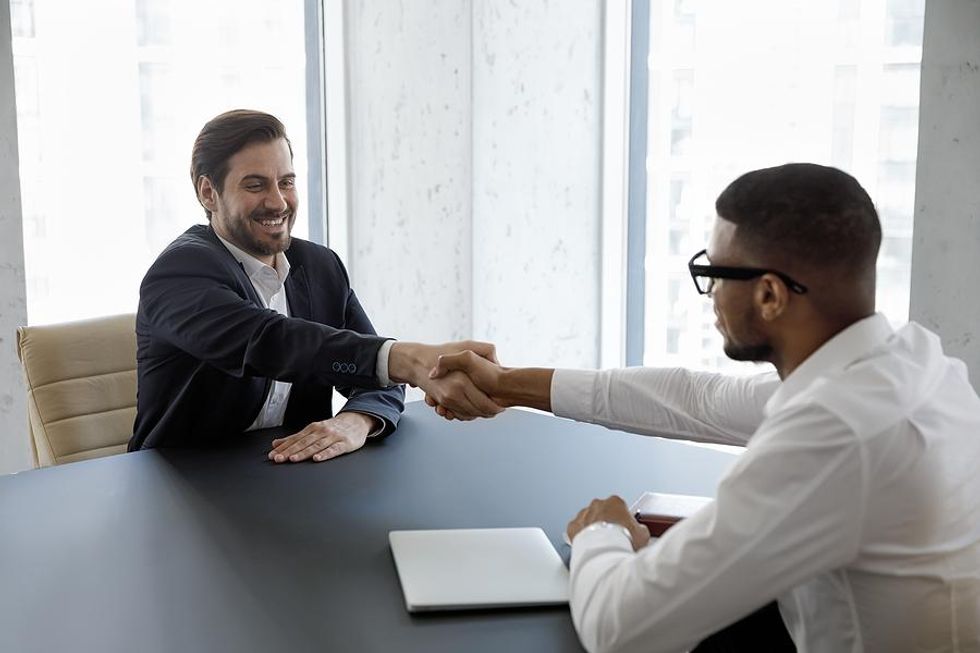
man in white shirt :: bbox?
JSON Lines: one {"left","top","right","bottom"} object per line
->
{"left": 426, "top": 163, "right": 980, "bottom": 652}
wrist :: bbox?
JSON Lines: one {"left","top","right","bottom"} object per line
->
{"left": 579, "top": 521, "right": 634, "bottom": 547}
{"left": 499, "top": 368, "right": 554, "bottom": 412}
{"left": 338, "top": 411, "right": 379, "bottom": 436}
{"left": 388, "top": 342, "right": 426, "bottom": 386}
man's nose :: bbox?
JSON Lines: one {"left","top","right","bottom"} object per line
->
{"left": 264, "top": 187, "right": 288, "bottom": 212}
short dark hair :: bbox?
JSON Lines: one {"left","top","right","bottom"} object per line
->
{"left": 190, "top": 109, "right": 293, "bottom": 220}
{"left": 715, "top": 163, "right": 882, "bottom": 276}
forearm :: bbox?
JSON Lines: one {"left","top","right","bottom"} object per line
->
{"left": 142, "top": 284, "right": 385, "bottom": 386}
{"left": 552, "top": 367, "right": 776, "bottom": 445}
{"left": 569, "top": 521, "right": 741, "bottom": 653}
{"left": 571, "top": 408, "right": 865, "bottom": 652}
{"left": 494, "top": 367, "right": 555, "bottom": 412}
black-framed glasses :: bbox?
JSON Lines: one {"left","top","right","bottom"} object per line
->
{"left": 687, "top": 249, "right": 808, "bottom": 296}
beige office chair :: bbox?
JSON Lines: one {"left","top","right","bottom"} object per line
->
{"left": 16, "top": 314, "right": 137, "bottom": 467}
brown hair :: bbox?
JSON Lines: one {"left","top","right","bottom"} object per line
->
{"left": 190, "top": 109, "right": 293, "bottom": 220}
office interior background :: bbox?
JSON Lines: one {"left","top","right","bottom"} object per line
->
{"left": 1, "top": 0, "right": 978, "bottom": 475}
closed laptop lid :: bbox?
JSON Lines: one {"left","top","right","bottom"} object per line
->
{"left": 388, "top": 527, "right": 569, "bottom": 612}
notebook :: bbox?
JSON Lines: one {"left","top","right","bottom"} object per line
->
{"left": 630, "top": 491, "right": 713, "bottom": 536}
{"left": 388, "top": 527, "right": 569, "bottom": 612}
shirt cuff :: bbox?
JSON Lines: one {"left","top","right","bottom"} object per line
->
{"left": 570, "top": 521, "right": 635, "bottom": 569}
{"left": 375, "top": 339, "right": 396, "bottom": 387}
{"left": 551, "top": 368, "right": 599, "bottom": 423}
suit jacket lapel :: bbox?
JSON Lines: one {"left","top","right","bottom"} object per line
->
{"left": 285, "top": 265, "right": 313, "bottom": 320}
{"left": 200, "top": 225, "right": 266, "bottom": 307}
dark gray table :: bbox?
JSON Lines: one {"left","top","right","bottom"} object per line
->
{"left": 0, "top": 402, "right": 739, "bottom": 653}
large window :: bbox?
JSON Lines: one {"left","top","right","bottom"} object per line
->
{"left": 10, "top": 0, "right": 318, "bottom": 324}
{"left": 627, "top": 0, "right": 925, "bottom": 372}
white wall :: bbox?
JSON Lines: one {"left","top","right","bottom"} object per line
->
{"left": 344, "top": 0, "right": 603, "bottom": 369}
{"left": 910, "top": 0, "right": 980, "bottom": 389}
{"left": 471, "top": 0, "right": 602, "bottom": 368}
{"left": 0, "top": 0, "right": 30, "bottom": 474}
{"left": 345, "top": 0, "right": 474, "bottom": 343}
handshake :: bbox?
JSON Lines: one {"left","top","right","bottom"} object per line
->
{"left": 388, "top": 341, "right": 551, "bottom": 421}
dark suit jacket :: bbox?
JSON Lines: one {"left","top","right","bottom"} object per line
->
{"left": 130, "top": 224, "right": 405, "bottom": 450}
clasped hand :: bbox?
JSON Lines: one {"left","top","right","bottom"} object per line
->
{"left": 424, "top": 349, "right": 508, "bottom": 421}
{"left": 566, "top": 495, "right": 651, "bottom": 552}
{"left": 390, "top": 341, "right": 506, "bottom": 421}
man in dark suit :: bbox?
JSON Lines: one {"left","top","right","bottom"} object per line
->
{"left": 131, "top": 109, "right": 500, "bottom": 462}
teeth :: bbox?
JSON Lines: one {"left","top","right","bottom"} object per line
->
{"left": 259, "top": 217, "right": 285, "bottom": 226}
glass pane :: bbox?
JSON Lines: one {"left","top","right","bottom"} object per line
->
{"left": 10, "top": 0, "right": 310, "bottom": 325}
{"left": 10, "top": 0, "right": 34, "bottom": 37}
{"left": 640, "top": 0, "right": 923, "bottom": 372}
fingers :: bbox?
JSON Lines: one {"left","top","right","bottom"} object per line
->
{"left": 267, "top": 421, "right": 356, "bottom": 463}
{"left": 438, "top": 405, "right": 458, "bottom": 420}
{"left": 270, "top": 432, "right": 347, "bottom": 463}
{"left": 566, "top": 505, "right": 590, "bottom": 543}
{"left": 430, "top": 349, "right": 488, "bottom": 379}
{"left": 461, "top": 376, "right": 502, "bottom": 418}
{"left": 292, "top": 435, "right": 343, "bottom": 462}
{"left": 427, "top": 371, "right": 503, "bottom": 419}
{"left": 429, "top": 351, "right": 469, "bottom": 380}
{"left": 424, "top": 394, "right": 457, "bottom": 420}
{"left": 425, "top": 366, "right": 497, "bottom": 420}
{"left": 426, "top": 396, "right": 459, "bottom": 421}
{"left": 566, "top": 496, "right": 636, "bottom": 546}
{"left": 429, "top": 352, "right": 462, "bottom": 379}
{"left": 269, "top": 425, "right": 313, "bottom": 462}
{"left": 465, "top": 340, "right": 499, "bottom": 364}
{"left": 312, "top": 439, "right": 350, "bottom": 462}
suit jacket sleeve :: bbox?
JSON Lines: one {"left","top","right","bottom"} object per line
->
{"left": 140, "top": 239, "right": 387, "bottom": 389}
{"left": 327, "top": 253, "right": 405, "bottom": 437}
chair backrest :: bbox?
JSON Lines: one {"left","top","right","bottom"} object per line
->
{"left": 16, "top": 314, "right": 137, "bottom": 467}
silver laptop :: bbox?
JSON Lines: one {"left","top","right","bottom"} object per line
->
{"left": 388, "top": 527, "right": 569, "bottom": 612}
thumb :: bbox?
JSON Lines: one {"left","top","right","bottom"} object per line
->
{"left": 467, "top": 341, "right": 499, "bottom": 364}
{"left": 429, "top": 351, "right": 469, "bottom": 379}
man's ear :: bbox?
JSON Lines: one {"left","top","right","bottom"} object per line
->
{"left": 197, "top": 175, "right": 217, "bottom": 211}
{"left": 756, "top": 274, "right": 788, "bottom": 322}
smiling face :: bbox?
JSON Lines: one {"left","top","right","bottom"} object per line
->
{"left": 198, "top": 138, "right": 297, "bottom": 266}
{"left": 706, "top": 217, "right": 775, "bottom": 364}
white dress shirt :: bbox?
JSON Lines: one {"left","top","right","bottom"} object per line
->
{"left": 554, "top": 314, "right": 980, "bottom": 653}
{"left": 216, "top": 235, "right": 294, "bottom": 430}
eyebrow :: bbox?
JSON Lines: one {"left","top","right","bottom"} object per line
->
{"left": 239, "top": 173, "right": 296, "bottom": 183}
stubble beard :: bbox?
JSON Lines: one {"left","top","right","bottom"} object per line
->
{"left": 723, "top": 339, "right": 773, "bottom": 363}
{"left": 719, "top": 305, "right": 773, "bottom": 364}
{"left": 228, "top": 208, "right": 294, "bottom": 258}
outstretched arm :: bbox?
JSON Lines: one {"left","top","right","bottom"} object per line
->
{"left": 427, "top": 352, "right": 777, "bottom": 445}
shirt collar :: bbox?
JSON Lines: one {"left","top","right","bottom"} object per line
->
{"left": 765, "top": 313, "right": 894, "bottom": 417}
{"left": 215, "top": 232, "right": 291, "bottom": 286}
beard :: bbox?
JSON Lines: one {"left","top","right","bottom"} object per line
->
{"left": 723, "top": 339, "right": 774, "bottom": 363}
{"left": 225, "top": 208, "right": 294, "bottom": 258}
{"left": 719, "top": 303, "right": 773, "bottom": 363}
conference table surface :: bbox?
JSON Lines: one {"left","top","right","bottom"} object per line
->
{"left": 0, "top": 402, "right": 740, "bottom": 653}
